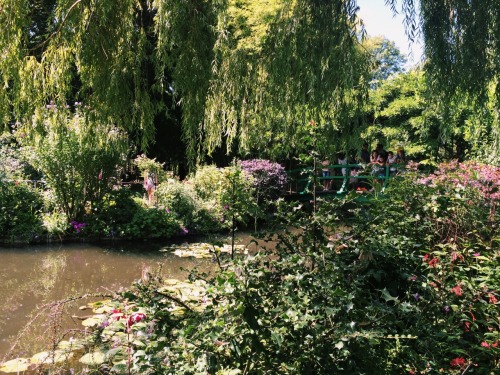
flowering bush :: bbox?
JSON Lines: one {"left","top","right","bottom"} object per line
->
{"left": 417, "top": 160, "right": 499, "bottom": 220}
{"left": 155, "top": 178, "right": 197, "bottom": 227}
{"left": 240, "top": 159, "right": 288, "bottom": 200}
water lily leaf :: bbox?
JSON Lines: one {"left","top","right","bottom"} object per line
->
{"left": 31, "top": 350, "right": 73, "bottom": 364}
{"left": 57, "top": 339, "right": 86, "bottom": 351}
{"left": 87, "top": 300, "right": 112, "bottom": 309}
{"left": 82, "top": 315, "right": 105, "bottom": 327}
{"left": 79, "top": 351, "right": 107, "bottom": 365}
{"left": 0, "top": 358, "right": 31, "bottom": 373}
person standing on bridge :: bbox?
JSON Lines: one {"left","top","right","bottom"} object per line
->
{"left": 360, "top": 143, "right": 370, "bottom": 164}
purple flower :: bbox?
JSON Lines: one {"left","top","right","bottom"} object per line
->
{"left": 239, "top": 159, "right": 288, "bottom": 197}
{"left": 443, "top": 305, "right": 451, "bottom": 313}
{"left": 70, "top": 221, "right": 87, "bottom": 233}
{"left": 412, "top": 293, "right": 420, "bottom": 301}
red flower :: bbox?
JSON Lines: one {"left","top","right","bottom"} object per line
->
{"left": 428, "top": 258, "right": 439, "bottom": 267}
{"left": 488, "top": 293, "right": 498, "bottom": 304}
{"left": 450, "top": 357, "right": 466, "bottom": 367}
{"left": 127, "top": 312, "right": 146, "bottom": 327}
{"left": 450, "top": 285, "right": 463, "bottom": 296}
{"left": 464, "top": 321, "right": 471, "bottom": 332}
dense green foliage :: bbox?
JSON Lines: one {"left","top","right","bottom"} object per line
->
{"left": 7, "top": 162, "right": 498, "bottom": 374}
{"left": 363, "top": 69, "right": 500, "bottom": 164}
{"left": 0, "top": 180, "right": 43, "bottom": 241}
{"left": 1, "top": 1, "right": 497, "bottom": 165}
{"left": 19, "top": 109, "right": 128, "bottom": 222}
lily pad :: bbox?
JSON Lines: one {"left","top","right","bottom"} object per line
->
{"left": 31, "top": 350, "right": 73, "bottom": 364}
{"left": 57, "top": 339, "right": 86, "bottom": 351}
{"left": 81, "top": 314, "right": 106, "bottom": 327}
{"left": 79, "top": 350, "right": 107, "bottom": 365}
{"left": 0, "top": 358, "right": 31, "bottom": 373}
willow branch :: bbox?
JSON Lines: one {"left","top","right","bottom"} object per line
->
{"left": 29, "top": 0, "right": 83, "bottom": 52}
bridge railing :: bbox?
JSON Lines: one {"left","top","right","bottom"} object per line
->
{"left": 286, "top": 163, "right": 406, "bottom": 195}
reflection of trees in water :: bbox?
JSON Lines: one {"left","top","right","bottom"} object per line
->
{"left": 0, "top": 253, "right": 70, "bottom": 359}
{"left": 38, "top": 253, "right": 68, "bottom": 295}
{"left": 0, "top": 242, "right": 218, "bottom": 360}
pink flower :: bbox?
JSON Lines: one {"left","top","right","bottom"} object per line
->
{"left": 98, "top": 170, "right": 103, "bottom": 180}
{"left": 488, "top": 293, "right": 498, "bottom": 304}
{"left": 450, "top": 357, "right": 466, "bottom": 368}
{"left": 481, "top": 341, "right": 490, "bottom": 348}
{"left": 450, "top": 285, "right": 463, "bottom": 296}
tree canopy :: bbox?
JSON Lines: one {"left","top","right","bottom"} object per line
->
{"left": 0, "top": 0, "right": 498, "bottom": 166}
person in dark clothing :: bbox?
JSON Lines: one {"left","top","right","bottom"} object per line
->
{"left": 360, "top": 143, "right": 370, "bottom": 164}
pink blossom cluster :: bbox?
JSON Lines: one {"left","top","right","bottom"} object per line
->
{"left": 417, "top": 160, "right": 500, "bottom": 202}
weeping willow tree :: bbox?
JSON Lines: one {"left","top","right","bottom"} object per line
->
{"left": 0, "top": 0, "right": 498, "bottom": 165}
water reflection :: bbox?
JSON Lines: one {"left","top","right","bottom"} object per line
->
{"left": 0, "top": 241, "right": 213, "bottom": 360}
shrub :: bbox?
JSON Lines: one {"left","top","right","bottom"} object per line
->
{"left": 19, "top": 109, "right": 128, "bottom": 222}
{"left": 124, "top": 206, "right": 182, "bottom": 239}
{"left": 0, "top": 180, "right": 43, "bottom": 242}
{"left": 190, "top": 165, "right": 256, "bottom": 231}
{"left": 84, "top": 188, "right": 142, "bottom": 238}
{"left": 155, "top": 178, "right": 197, "bottom": 226}
{"left": 240, "top": 159, "right": 288, "bottom": 201}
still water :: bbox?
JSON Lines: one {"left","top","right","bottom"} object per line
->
{"left": 0, "top": 240, "right": 217, "bottom": 361}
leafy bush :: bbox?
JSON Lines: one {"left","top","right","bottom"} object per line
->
{"left": 124, "top": 206, "right": 182, "bottom": 239}
{"left": 84, "top": 188, "right": 141, "bottom": 238}
{"left": 19, "top": 109, "right": 128, "bottom": 222}
{"left": 0, "top": 180, "right": 43, "bottom": 242}
{"left": 155, "top": 178, "right": 197, "bottom": 225}
{"left": 190, "top": 165, "right": 256, "bottom": 231}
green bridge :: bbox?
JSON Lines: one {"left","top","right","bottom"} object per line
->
{"left": 286, "top": 163, "right": 405, "bottom": 200}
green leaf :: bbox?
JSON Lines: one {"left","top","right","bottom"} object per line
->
{"left": 79, "top": 350, "right": 107, "bottom": 365}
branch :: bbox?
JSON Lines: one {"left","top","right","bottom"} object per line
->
{"left": 29, "top": 0, "right": 83, "bottom": 52}
{"left": 155, "top": 290, "right": 194, "bottom": 312}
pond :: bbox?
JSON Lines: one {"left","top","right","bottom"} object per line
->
{"left": 0, "top": 237, "right": 252, "bottom": 362}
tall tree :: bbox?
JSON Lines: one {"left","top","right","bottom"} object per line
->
{"left": 1, "top": 0, "right": 498, "bottom": 166}
{"left": 363, "top": 36, "right": 407, "bottom": 87}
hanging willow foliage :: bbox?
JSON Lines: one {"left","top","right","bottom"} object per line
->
{"left": 387, "top": 0, "right": 499, "bottom": 102}
{"left": 0, "top": 0, "right": 498, "bottom": 165}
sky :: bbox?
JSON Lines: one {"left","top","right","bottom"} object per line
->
{"left": 357, "top": 0, "right": 424, "bottom": 67}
